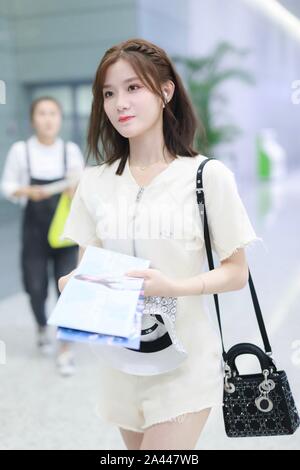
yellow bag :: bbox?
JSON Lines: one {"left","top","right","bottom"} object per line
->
{"left": 48, "top": 192, "right": 76, "bottom": 249}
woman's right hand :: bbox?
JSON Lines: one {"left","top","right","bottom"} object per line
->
{"left": 58, "top": 269, "right": 77, "bottom": 293}
{"left": 27, "top": 185, "right": 50, "bottom": 201}
{"left": 13, "top": 185, "right": 46, "bottom": 201}
{"left": 15, "top": 185, "right": 49, "bottom": 201}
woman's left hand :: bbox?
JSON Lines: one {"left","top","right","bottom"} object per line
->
{"left": 63, "top": 186, "right": 77, "bottom": 198}
{"left": 124, "top": 268, "right": 176, "bottom": 297}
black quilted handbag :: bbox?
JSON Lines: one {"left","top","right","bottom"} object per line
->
{"left": 196, "top": 158, "right": 300, "bottom": 438}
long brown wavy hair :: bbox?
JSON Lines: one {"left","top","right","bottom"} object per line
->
{"left": 87, "top": 38, "right": 206, "bottom": 175}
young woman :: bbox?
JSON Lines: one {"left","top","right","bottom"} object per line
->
{"left": 1, "top": 97, "right": 84, "bottom": 376}
{"left": 58, "top": 39, "right": 262, "bottom": 449}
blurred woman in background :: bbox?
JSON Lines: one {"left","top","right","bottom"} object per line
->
{"left": 1, "top": 96, "right": 84, "bottom": 376}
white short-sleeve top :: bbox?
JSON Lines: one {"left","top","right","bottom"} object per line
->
{"left": 62, "top": 153, "right": 262, "bottom": 263}
{"left": 62, "top": 154, "right": 263, "bottom": 393}
{"left": 1, "top": 135, "right": 85, "bottom": 205}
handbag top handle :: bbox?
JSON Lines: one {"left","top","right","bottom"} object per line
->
{"left": 196, "top": 158, "right": 272, "bottom": 363}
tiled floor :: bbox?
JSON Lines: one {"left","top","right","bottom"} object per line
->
{"left": 0, "top": 172, "right": 299, "bottom": 450}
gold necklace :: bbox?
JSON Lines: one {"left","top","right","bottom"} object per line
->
{"left": 129, "top": 158, "right": 174, "bottom": 171}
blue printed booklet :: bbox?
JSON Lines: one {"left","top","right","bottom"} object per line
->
{"left": 48, "top": 246, "right": 150, "bottom": 339}
{"left": 56, "top": 292, "right": 145, "bottom": 350}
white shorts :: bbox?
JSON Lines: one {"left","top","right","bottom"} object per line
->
{"left": 95, "top": 359, "right": 224, "bottom": 433}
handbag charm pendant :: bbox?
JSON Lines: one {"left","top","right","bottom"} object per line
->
{"left": 255, "top": 369, "right": 276, "bottom": 413}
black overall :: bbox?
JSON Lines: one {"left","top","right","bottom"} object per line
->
{"left": 21, "top": 140, "right": 78, "bottom": 328}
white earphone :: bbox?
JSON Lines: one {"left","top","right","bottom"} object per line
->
{"left": 163, "top": 92, "right": 168, "bottom": 107}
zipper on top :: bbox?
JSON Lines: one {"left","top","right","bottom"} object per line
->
{"left": 132, "top": 186, "right": 145, "bottom": 257}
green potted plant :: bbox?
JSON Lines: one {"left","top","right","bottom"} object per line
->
{"left": 172, "top": 41, "right": 255, "bottom": 156}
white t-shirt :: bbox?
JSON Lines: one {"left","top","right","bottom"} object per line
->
{"left": 62, "top": 154, "right": 263, "bottom": 262}
{"left": 1, "top": 135, "right": 85, "bottom": 206}
{"left": 61, "top": 154, "right": 264, "bottom": 389}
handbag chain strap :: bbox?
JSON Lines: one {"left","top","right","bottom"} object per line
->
{"left": 196, "top": 158, "right": 272, "bottom": 363}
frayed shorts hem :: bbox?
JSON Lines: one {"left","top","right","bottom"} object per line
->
{"left": 140, "top": 402, "right": 223, "bottom": 431}
{"left": 97, "top": 402, "right": 224, "bottom": 434}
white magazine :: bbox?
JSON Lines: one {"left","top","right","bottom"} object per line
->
{"left": 56, "top": 291, "right": 145, "bottom": 349}
{"left": 48, "top": 246, "right": 150, "bottom": 338}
